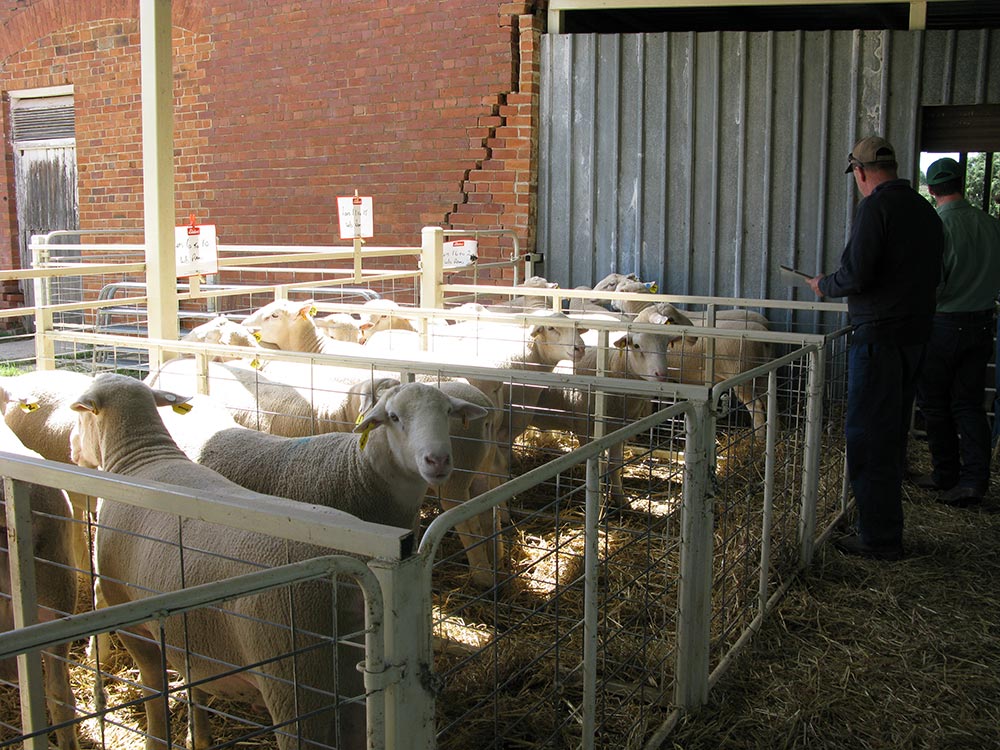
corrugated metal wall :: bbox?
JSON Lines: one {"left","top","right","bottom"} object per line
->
{"left": 538, "top": 29, "right": 1000, "bottom": 300}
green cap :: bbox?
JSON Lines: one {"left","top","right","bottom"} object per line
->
{"left": 926, "top": 157, "right": 961, "bottom": 186}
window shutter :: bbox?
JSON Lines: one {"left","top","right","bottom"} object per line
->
{"left": 11, "top": 95, "right": 75, "bottom": 143}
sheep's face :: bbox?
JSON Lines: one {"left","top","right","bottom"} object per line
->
{"left": 186, "top": 318, "right": 262, "bottom": 350}
{"left": 355, "top": 383, "right": 487, "bottom": 487}
{"left": 530, "top": 322, "right": 586, "bottom": 364}
{"left": 613, "top": 331, "right": 672, "bottom": 382}
{"left": 242, "top": 300, "right": 316, "bottom": 349}
{"left": 358, "top": 314, "right": 416, "bottom": 343}
{"left": 316, "top": 314, "right": 363, "bottom": 343}
{"left": 592, "top": 272, "right": 637, "bottom": 293}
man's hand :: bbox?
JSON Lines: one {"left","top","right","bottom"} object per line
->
{"left": 807, "top": 274, "right": 825, "bottom": 299}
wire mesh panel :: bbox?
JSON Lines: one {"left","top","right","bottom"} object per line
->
{"left": 814, "top": 328, "right": 851, "bottom": 526}
{"left": 426, "top": 405, "right": 691, "bottom": 749}
{"left": 0, "top": 478, "right": 82, "bottom": 750}
{"left": 0, "top": 261, "right": 864, "bottom": 747}
{"left": 0, "top": 457, "right": 411, "bottom": 750}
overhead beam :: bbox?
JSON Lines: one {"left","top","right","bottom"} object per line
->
{"left": 547, "top": 0, "right": 962, "bottom": 32}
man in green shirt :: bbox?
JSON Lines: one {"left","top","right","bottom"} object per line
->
{"left": 914, "top": 157, "right": 1000, "bottom": 506}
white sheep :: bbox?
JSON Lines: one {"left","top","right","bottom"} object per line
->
{"left": 156, "top": 381, "right": 487, "bottom": 529}
{"left": 71, "top": 374, "right": 477, "bottom": 750}
{"left": 171, "top": 316, "right": 265, "bottom": 360}
{"left": 368, "top": 311, "right": 586, "bottom": 496}
{"left": 0, "top": 418, "right": 80, "bottom": 750}
{"left": 356, "top": 298, "right": 418, "bottom": 342}
{"left": 151, "top": 368, "right": 503, "bottom": 585}
{"left": 592, "top": 272, "right": 639, "bottom": 293}
{"left": 0, "top": 369, "right": 97, "bottom": 574}
{"left": 634, "top": 305, "right": 773, "bottom": 432}
{"left": 146, "top": 358, "right": 399, "bottom": 437}
{"left": 528, "top": 310, "right": 692, "bottom": 504}
{"left": 241, "top": 298, "right": 363, "bottom": 354}
{"left": 169, "top": 305, "right": 505, "bottom": 585}
{"left": 485, "top": 275, "right": 559, "bottom": 314}
{"left": 315, "top": 311, "right": 363, "bottom": 342}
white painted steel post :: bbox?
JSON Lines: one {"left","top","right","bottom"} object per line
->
{"left": 30, "top": 236, "right": 55, "bottom": 369}
{"left": 420, "top": 227, "right": 444, "bottom": 311}
{"left": 674, "top": 401, "right": 714, "bottom": 710}
{"left": 3, "top": 478, "right": 47, "bottom": 750}
{"left": 799, "top": 346, "right": 826, "bottom": 566}
{"left": 581, "top": 457, "right": 601, "bottom": 749}
{"left": 368, "top": 554, "right": 436, "bottom": 749}
{"left": 140, "top": 0, "right": 179, "bottom": 344}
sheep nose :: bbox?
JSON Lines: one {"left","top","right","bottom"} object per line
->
{"left": 424, "top": 454, "right": 451, "bottom": 473}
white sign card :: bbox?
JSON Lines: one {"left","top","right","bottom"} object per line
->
{"left": 337, "top": 195, "right": 374, "bottom": 239}
{"left": 175, "top": 223, "right": 218, "bottom": 278}
{"left": 443, "top": 239, "right": 478, "bottom": 268}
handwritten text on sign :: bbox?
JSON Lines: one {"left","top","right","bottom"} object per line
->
{"left": 175, "top": 224, "right": 218, "bottom": 278}
{"left": 443, "top": 239, "right": 478, "bottom": 268}
{"left": 337, "top": 196, "right": 374, "bottom": 239}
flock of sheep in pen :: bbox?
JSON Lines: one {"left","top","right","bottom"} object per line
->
{"left": 0, "top": 272, "right": 775, "bottom": 749}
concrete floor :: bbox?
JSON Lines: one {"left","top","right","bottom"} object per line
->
{"left": 0, "top": 335, "right": 37, "bottom": 365}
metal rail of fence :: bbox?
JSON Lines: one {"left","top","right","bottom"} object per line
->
{"left": 0, "top": 229, "right": 855, "bottom": 748}
{"left": 0, "top": 452, "right": 424, "bottom": 749}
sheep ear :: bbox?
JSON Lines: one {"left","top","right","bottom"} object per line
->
{"left": 448, "top": 397, "right": 488, "bottom": 423}
{"left": 613, "top": 334, "right": 631, "bottom": 349}
{"left": 298, "top": 300, "right": 317, "bottom": 319}
{"left": 355, "top": 384, "right": 397, "bottom": 434}
{"left": 150, "top": 389, "right": 193, "bottom": 409}
{"left": 648, "top": 312, "right": 668, "bottom": 325}
{"left": 662, "top": 316, "right": 696, "bottom": 346}
{"left": 70, "top": 397, "right": 98, "bottom": 415}
{"left": 354, "top": 405, "right": 385, "bottom": 434}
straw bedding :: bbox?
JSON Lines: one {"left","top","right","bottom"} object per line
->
{"left": 0, "top": 434, "right": 996, "bottom": 749}
{"left": 668, "top": 438, "right": 1000, "bottom": 749}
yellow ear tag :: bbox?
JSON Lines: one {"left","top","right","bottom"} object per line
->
{"left": 250, "top": 356, "right": 263, "bottom": 370}
{"left": 19, "top": 401, "right": 40, "bottom": 413}
{"left": 358, "top": 424, "right": 373, "bottom": 451}
{"left": 355, "top": 409, "right": 373, "bottom": 451}
{"left": 309, "top": 305, "right": 318, "bottom": 317}
{"left": 172, "top": 402, "right": 193, "bottom": 415}
{"left": 252, "top": 331, "right": 262, "bottom": 342}
{"left": 648, "top": 282, "right": 659, "bottom": 294}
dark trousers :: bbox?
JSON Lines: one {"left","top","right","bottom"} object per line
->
{"left": 846, "top": 341, "right": 925, "bottom": 548}
{"left": 994, "top": 313, "right": 1000, "bottom": 447}
{"left": 916, "top": 311, "right": 994, "bottom": 493}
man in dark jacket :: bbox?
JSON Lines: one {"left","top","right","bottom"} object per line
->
{"left": 807, "top": 136, "right": 944, "bottom": 560}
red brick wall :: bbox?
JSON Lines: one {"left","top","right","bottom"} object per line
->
{"left": 0, "top": 1, "right": 542, "bottom": 309}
